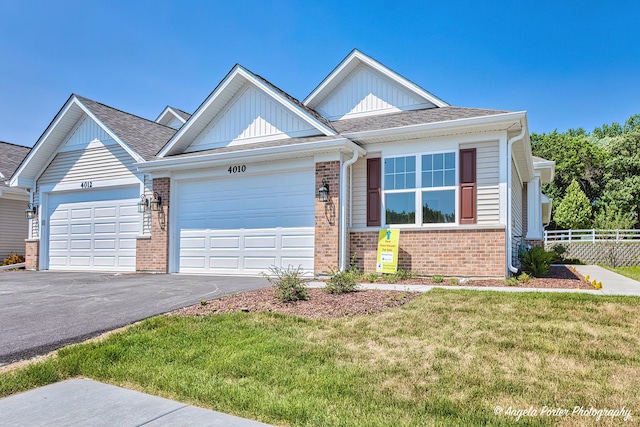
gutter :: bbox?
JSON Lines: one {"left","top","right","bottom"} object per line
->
{"left": 340, "top": 150, "right": 360, "bottom": 271}
{"left": 507, "top": 127, "right": 526, "bottom": 275}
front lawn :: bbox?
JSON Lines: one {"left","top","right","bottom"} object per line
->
{"left": 2, "top": 290, "right": 640, "bottom": 426}
{"left": 603, "top": 265, "right": 640, "bottom": 282}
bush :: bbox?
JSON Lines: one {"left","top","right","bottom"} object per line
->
{"left": 449, "top": 277, "right": 459, "bottom": 286}
{"left": 263, "top": 265, "right": 309, "bottom": 302}
{"left": 365, "top": 273, "right": 379, "bottom": 283}
{"left": 505, "top": 277, "right": 519, "bottom": 287}
{"left": 431, "top": 275, "right": 444, "bottom": 283}
{"left": 325, "top": 269, "right": 359, "bottom": 294}
{"left": 519, "top": 247, "right": 555, "bottom": 277}
{"left": 2, "top": 253, "right": 25, "bottom": 266}
{"left": 517, "top": 272, "right": 532, "bottom": 285}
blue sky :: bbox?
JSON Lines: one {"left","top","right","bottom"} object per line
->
{"left": 1, "top": 0, "right": 638, "bottom": 147}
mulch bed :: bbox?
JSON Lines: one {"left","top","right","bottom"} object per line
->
{"left": 173, "top": 288, "right": 421, "bottom": 319}
{"left": 394, "top": 265, "right": 591, "bottom": 289}
{"left": 173, "top": 266, "right": 591, "bottom": 320}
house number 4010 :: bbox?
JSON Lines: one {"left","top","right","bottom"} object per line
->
{"left": 80, "top": 181, "right": 93, "bottom": 188}
{"left": 228, "top": 165, "right": 246, "bottom": 174}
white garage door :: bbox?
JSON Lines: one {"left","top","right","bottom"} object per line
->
{"left": 46, "top": 186, "right": 139, "bottom": 271}
{"left": 176, "top": 169, "right": 315, "bottom": 275}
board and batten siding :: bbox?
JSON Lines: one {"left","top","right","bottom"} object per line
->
{"left": 0, "top": 199, "right": 28, "bottom": 258}
{"left": 460, "top": 141, "right": 500, "bottom": 225}
{"left": 31, "top": 145, "right": 140, "bottom": 239}
{"left": 186, "top": 83, "right": 318, "bottom": 152}
{"left": 316, "top": 65, "right": 434, "bottom": 120}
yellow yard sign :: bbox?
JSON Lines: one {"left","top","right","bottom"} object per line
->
{"left": 376, "top": 229, "right": 400, "bottom": 273}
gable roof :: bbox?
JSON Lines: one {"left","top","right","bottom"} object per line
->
{"left": 304, "top": 49, "right": 449, "bottom": 116}
{"left": 0, "top": 141, "right": 30, "bottom": 188}
{"left": 10, "top": 95, "right": 176, "bottom": 188}
{"left": 155, "top": 106, "right": 191, "bottom": 127}
{"left": 75, "top": 96, "right": 176, "bottom": 161}
{"left": 157, "top": 64, "right": 337, "bottom": 157}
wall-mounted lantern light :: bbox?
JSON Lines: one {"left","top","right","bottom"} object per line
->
{"left": 25, "top": 203, "right": 38, "bottom": 220}
{"left": 137, "top": 195, "right": 149, "bottom": 213}
{"left": 150, "top": 192, "right": 162, "bottom": 211}
{"left": 318, "top": 179, "right": 329, "bottom": 202}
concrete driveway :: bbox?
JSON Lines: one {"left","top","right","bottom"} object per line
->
{"left": 0, "top": 271, "right": 270, "bottom": 365}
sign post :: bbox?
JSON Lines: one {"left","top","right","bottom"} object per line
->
{"left": 376, "top": 229, "right": 400, "bottom": 273}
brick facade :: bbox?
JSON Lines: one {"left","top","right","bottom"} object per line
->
{"left": 314, "top": 161, "right": 340, "bottom": 276}
{"left": 350, "top": 228, "right": 507, "bottom": 277}
{"left": 136, "top": 177, "right": 170, "bottom": 273}
{"left": 25, "top": 239, "right": 39, "bottom": 270}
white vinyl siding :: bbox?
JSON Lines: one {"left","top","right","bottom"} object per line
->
{"left": 0, "top": 199, "right": 28, "bottom": 258}
{"left": 461, "top": 141, "right": 500, "bottom": 225}
{"left": 511, "top": 160, "right": 523, "bottom": 267}
{"left": 176, "top": 168, "right": 315, "bottom": 275}
{"left": 38, "top": 145, "right": 138, "bottom": 187}
{"left": 61, "top": 116, "right": 111, "bottom": 149}
{"left": 316, "top": 65, "right": 434, "bottom": 120}
{"left": 186, "top": 83, "right": 318, "bottom": 152}
{"left": 351, "top": 157, "right": 369, "bottom": 228}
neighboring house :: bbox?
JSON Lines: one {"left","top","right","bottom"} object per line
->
{"left": 10, "top": 49, "right": 554, "bottom": 277}
{"left": 0, "top": 141, "right": 31, "bottom": 260}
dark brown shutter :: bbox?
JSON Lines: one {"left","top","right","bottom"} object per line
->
{"left": 367, "top": 158, "right": 381, "bottom": 226}
{"left": 459, "top": 148, "right": 476, "bottom": 224}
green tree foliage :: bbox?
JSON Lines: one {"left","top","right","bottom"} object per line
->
{"left": 532, "top": 113, "right": 640, "bottom": 230}
{"left": 554, "top": 180, "right": 592, "bottom": 229}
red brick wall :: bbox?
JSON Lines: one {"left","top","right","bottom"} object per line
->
{"left": 25, "top": 239, "right": 39, "bottom": 270}
{"left": 314, "top": 161, "right": 340, "bottom": 276}
{"left": 525, "top": 239, "right": 544, "bottom": 248}
{"left": 350, "top": 228, "right": 507, "bottom": 277}
{"left": 136, "top": 177, "right": 170, "bottom": 273}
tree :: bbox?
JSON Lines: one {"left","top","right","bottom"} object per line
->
{"left": 593, "top": 203, "right": 636, "bottom": 230}
{"left": 554, "top": 180, "right": 592, "bottom": 229}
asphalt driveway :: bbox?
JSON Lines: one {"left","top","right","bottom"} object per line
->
{"left": 0, "top": 271, "right": 270, "bottom": 365}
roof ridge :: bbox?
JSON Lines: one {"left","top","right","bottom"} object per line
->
{"left": 75, "top": 94, "right": 176, "bottom": 130}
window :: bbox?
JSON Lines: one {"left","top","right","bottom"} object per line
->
{"left": 383, "top": 152, "right": 457, "bottom": 225}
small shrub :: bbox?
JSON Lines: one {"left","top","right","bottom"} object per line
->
{"left": 519, "top": 247, "right": 554, "bottom": 277}
{"left": 394, "top": 269, "right": 416, "bottom": 281}
{"left": 365, "top": 272, "right": 379, "bottom": 283}
{"left": 449, "top": 277, "right": 459, "bottom": 286}
{"left": 263, "top": 265, "right": 309, "bottom": 302}
{"left": 325, "top": 269, "right": 359, "bottom": 294}
{"left": 431, "top": 275, "right": 444, "bottom": 283}
{"left": 505, "top": 277, "right": 519, "bottom": 286}
{"left": 199, "top": 299, "right": 208, "bottom": 306}
{"left": 383, "top": 273, "right": 398, "bottom": 284}
{"left": 517, "top": 272, "right": 532, "bottom": 285}
{"left": 2, "top": 253, "right": 25, "bottom": 266}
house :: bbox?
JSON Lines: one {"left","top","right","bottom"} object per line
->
{"left": 10, "top": 50, "right": 554, "bottom": 277}
{"left": 0, "top": 141, "right": 31, "bottom": 260}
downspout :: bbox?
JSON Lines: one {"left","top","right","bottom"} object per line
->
{"left": 507, "top": 127, "right": 526, "bottom": 275}
{"left": 340, "top": 150, "right": 360, "bottom": 271}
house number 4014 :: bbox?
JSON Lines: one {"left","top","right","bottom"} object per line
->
{"left": 228, "top": 165, "right": 246, "bottom": 174}
{"left": 80, "top": 181, "right": 93, "bottom": 188}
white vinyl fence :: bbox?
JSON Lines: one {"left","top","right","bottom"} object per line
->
{"left": 544, "top": 229, "right": 640, "bottom": 244}
{"left": 544, "top": 229, "right": 640, "bottom": 267}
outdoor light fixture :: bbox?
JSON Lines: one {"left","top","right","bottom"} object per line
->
{"left": 150, "top": 192, "right": 162, "bottom": 212}
{"left": 137, "top": 195, "right": 149, "bottom": 213}
{"left": 25, "top": 203, "right": 37, "bottom": 220}
{"left": 318, "top": 179, "right": 329, "bottom": 202}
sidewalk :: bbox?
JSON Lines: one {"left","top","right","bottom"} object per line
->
{"left": 309, "top": 265, "right": 640, "bottom": 296}
{"left": 0, "top": 378, "right": 273, "bottom": 427}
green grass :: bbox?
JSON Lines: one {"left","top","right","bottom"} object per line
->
{"left": 2, "top": 291, "right": 640, "bottom": 426}
{"left": 603, "top": 265, "right": 640, "bottom": 282}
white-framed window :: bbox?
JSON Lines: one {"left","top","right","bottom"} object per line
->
{"left": 383, "top": 152, "right": 457, "bottom": 226}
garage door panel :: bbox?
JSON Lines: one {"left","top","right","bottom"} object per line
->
{"left": 177, "top": 169, "right": 315, "bottom": 275}
{"left": 281, "top": 257, "right": 314, "bottom": 270}
{"left": 181, "top": 257, "right": 206, "bottom": 269}
{"left": 181, "top": 236, "right": 207, "bottom": 249}
{"left": 47, "top": 186, "right": 139, "bottom": 272}
{"left": 209, "top": 257, "right": 239, "bottom": 269}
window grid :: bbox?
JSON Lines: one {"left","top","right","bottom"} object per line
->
{"left": 383, "top": 152, "right": 457, "bottom": 226}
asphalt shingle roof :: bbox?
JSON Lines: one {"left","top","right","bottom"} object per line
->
{"left": 0, "top": 141, "right": 31, "bottom": 187}
{"left": 76, "top": 95, "right": 177, "bottom": 161}
{"left": 331, "top": 106, "right": 511, "bottom": 134}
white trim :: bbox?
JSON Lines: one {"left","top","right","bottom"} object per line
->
{"left": 157, "top": 65, "right": 336, "bottom": 158}
{"left": 155, "top": 106, "right": 187, "bottom": 125}
{"left": 138, "top": 138, "right": 366, "bottom": 173}
{"left": 38, "top": 176, "right": 142, "bottom": 194}
{"left": 304, "top": 49, "right": 449, "bottom": 109}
